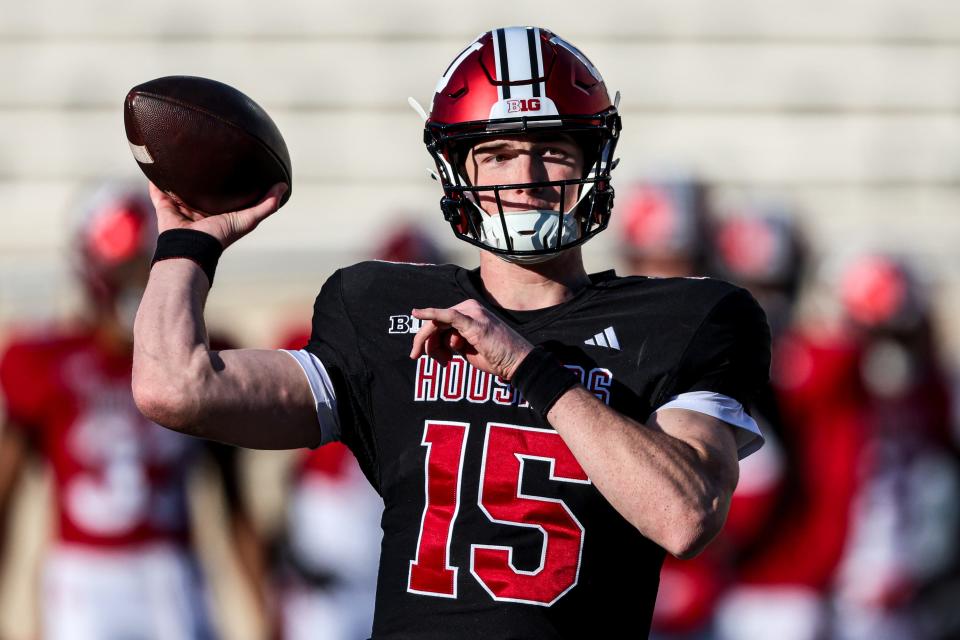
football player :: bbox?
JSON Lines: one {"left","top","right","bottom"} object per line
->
{"left": 133, "top": 27, "right": 771, "bottom": 638}
{"left": 708, "top": 211, "right": 870, "bottom": 640}
{"left": 830, "top": 254, "right": 960, "bottom": 640}
{"left": 0, "top": 182, "right": 265, "bottom": 640}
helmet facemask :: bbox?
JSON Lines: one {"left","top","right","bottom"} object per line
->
{"left": 426, "top": 114, "right": 620, "bottom": 263}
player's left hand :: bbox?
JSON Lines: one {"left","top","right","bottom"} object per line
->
{"left": 410, "top": 300, "right": 533, "bottom": 380}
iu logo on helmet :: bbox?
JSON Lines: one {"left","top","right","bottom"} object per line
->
{"left": 505, "top": 98, "right": 541, "bottom": 113}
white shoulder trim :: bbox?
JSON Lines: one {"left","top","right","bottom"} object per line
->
{"left": 654, "top": 391, "right": 764, "bottom": 460}
{"left": 281, "top": 349, "right": 340, "bottom": 446}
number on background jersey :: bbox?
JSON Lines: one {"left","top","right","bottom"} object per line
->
{"left": 408, "top": 421, "right": 590, "bottom": 606}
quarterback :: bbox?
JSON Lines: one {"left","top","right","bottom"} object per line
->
{"left": 133, "top": 27, "right": 770, "bottom": 638}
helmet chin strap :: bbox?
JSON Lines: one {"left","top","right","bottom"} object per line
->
{"left": 479, "top": 209, "right": 580, "bottom": 256}
{"left": 494, "top": 248, "right": 569, "bottom": 265}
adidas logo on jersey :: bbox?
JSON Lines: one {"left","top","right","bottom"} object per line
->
{"left": 585, "top": 327, "right": 620, "bottom": 350}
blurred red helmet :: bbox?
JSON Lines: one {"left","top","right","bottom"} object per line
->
{"left": 73, "top": 181, "right": 156, "bottom": 304}
{"left": 713, "top": 207, "right": 806, "bottom": 336}
{"left": 839, "top": 254, "right": 925, "bottom": 331}
{"left": 713, "top": 209, "right": 804, "bottom": 291}
{"left": 619, "top": 178, "right": 710, "bottom": 261}
{"left": 423, "top": 26, "right": 621, "bottom": 263}
{"left": 374, "top": 224, "right": 447, "bottom": 265}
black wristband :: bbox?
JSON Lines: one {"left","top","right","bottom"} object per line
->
{"left": 151, "top": 229, "right": 224, "bottom": 286}
{"left": 511, "top": 346, "right": 580, "bottom": 418}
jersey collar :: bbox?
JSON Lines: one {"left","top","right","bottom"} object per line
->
{"left": 454, "top": 267, "right": 615, "bottom": 331}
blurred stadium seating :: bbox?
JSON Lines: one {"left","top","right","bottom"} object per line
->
{"left": 2, "top": 0, "right": 960, "bottom": 348}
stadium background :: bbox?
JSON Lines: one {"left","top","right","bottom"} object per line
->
{"left": 1, "top": 1, "right": 959, "bottom": 638}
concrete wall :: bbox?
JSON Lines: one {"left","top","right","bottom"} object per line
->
{"left": 2, "top": 1, "right": 959, "bottom": 348}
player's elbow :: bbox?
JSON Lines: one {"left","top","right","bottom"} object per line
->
{"left": 132, "top": 366, "right": 205, "bottom": 435}
{"left": 664, "top": 504, "right": 725, "bottom": 560}
{"left": 662, "top": 496, "right": 729, "bottom": 560}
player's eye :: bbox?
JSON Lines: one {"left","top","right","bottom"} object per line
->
{"left": 540, "top": 147, "right": 570, "bottom": 159}
{"left": 480, "top": 152, "right": 511, "bottom": 164}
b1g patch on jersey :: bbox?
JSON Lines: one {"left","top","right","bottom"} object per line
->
{"left": 389, "top": 314, "right": 425, "bottom": 334}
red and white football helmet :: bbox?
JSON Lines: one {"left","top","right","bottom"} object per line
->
{"left": 72, "top": 181, "right": 157, "bottom": 324}
{"left": 422, "top": 26, "right": 621, "bottom": 262}
{"left": 839, "top": 253, "right": 926, "bottom": 332}
{"left": 618, "top": 177, "right": 712, "bottom": 277}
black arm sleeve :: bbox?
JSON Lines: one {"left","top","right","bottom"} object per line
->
{"left": 655, "top": 286, "right": 772, "bottom": 410}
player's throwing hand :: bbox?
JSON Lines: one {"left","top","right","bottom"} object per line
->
{"left": 148, "top": 181, "right": 287, "bottom": 248}
{"left": 409, "top": 299, "right": 533, "bottom": 380}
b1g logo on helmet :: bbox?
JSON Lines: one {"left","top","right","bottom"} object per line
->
{"left": 506, "top": 98, "right": 541, "bottom": 113}
{"left": 488, "top": 96, "right": 559, "bottom": 120}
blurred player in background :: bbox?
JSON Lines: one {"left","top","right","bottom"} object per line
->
{"left": 711, "top": 208, "right": 806, "bottom": 339}
{"left": 646, "top": 203, "right": 803, "bottom": 639}
{"left": 709, "top": 209, "right": 867, "bottom": 640}
{"left": 616, "top": 177, "right": 725, "bottom": 638}
{"left": 272, "top": 223, "right": 447, "bottom": 640}
{"left": 830, "top": 253, "right": 960, "bottom": 640}
{"left": 617, "top": 177, "right": 713, "bottom": 279}
{"left": 0, "top": 182, "right": 265, "bottom": 640}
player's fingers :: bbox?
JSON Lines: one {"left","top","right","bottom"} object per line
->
{"left": 413, "top": 308, "right": 474, "bottom": 334}
{"left": 153, "top": 199, "right": 192, "bottom": 229}
{"left": 424, "top": 330, "right": 454, "bottom": 364}
{"left": 448, "top": 300, "right": 499, "bottom": 335}
{"left": 148, "top": 182, "right": 178, "bottom": 218}
{"left": 451, "top": 298, "right": 485, "bottom": 315}
{"left": 448, "top": 332, "right": 475, "bottom": 355}
{"left": 148, "top": 181, "right": 170, "bottom": 207}
{"left": 409, "top": 319, "right": 444, "bottom": 359}
{"left": 236, "top": 183, "right": 288, "bottom": 227}
{"left": 148, "top": 182, "right": 207, "bottom": 230}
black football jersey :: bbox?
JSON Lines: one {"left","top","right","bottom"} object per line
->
{"left": 305, "top": 262, "right": 770, "bottom": 640}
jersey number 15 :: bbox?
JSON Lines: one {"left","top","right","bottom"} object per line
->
{"left": 407, "top": 420, "right": 590, "bottom": 607}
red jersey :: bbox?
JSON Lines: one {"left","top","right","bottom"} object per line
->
{"left": 0, "top": 327, "right": 200, "bottom": 549}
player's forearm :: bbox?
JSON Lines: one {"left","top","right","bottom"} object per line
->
{"left": 546, "top": 386, "right": 736, "bottom": 558}
{"left": 133, "top": 259, "right": 214, "bottom": 429}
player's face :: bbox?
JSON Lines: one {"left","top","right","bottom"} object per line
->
{"left": 464, "top": 134, "right": 585, "bottom": 216}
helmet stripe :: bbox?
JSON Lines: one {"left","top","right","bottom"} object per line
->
{"left": 502, "top": 27, "right": 534, "bottom": 99}
{"left": 533, "top": 29, "right": 546, "bottom": 97}
{"left": 526, "top": 28, "right": 540, "bottom": 98}
{"left": 493, "top": 28, "right": 511, "bottom": 99}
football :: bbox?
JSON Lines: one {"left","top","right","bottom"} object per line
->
{"left": 124, "top": 75, "right": 292, "bottom": 215}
